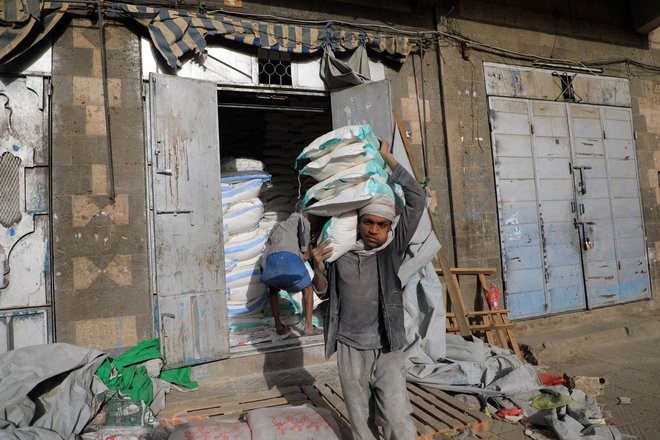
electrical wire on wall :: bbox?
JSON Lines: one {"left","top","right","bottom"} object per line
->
{"left": 411, "top": 43, "right": 431, "bottom": 186}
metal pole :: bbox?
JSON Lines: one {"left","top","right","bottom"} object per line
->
{"left": 98, "top": 3, "right": 116, "bottom": 202}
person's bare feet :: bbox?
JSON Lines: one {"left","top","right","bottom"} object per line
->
{"left": 275, "top": 324, "right": 288, "bottom": 335}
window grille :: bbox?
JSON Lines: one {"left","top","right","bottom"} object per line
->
{"left": 0, "top": 151, "right": 22, "bottom": 227}
{"left": 258, "top": 48, "right": 292, "bottom": 86}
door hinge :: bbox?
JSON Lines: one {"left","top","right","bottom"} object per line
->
{"left": 603, "top": 130, "right": 607, "bottom": 140}
{"left": 530, "top": 124, "right": 535, "bottom": 135}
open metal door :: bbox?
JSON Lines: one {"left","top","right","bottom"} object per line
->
{"left": 331, "top": 80, "right": 394, "bottom": 142}
{"left": 148, "top": 73, "right": 228, "bottom": 368}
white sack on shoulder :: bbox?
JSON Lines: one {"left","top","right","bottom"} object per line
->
{"left": 303, "top": 175, "right": 395, "bottom": 217}
{"left": 320, "top": 211, "right": 358, "bottom": 262}
{"left": 296, "top": 124, "right": 379, "bottom": 165}
{"left": 299, "top": 141, "right": 384, "bottom": 181}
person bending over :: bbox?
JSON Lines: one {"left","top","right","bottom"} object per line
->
{"left": 261, "top": 211, "right": 321, "bottom": 336}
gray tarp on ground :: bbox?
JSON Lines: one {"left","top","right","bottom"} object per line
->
{"left": 0, "top": 343, "right": 108, "bottom": 440}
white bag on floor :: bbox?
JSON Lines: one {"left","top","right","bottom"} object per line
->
{"left": 222, "top": 179, "right": 266, "bottom": 204}
{"left": 320, "top": 211, "right": 358, "bottom": 262}
{"left": 227, "top": 282, "right": 268, "bottom": 303}
{"left": 247, "top": 404, "right": 341, "bottom": 440}
{"left": 227, "top": 294, "right": 267, "bottom": 316}
{"left": 221, "top": 157, "right": 264, "bottom": 172}
{"left": 224, "top": 229, "right": 268, "bottom": 261}
{"left": 298, "top": 141, "right": 384, "bottom": 181}
{"left": 224, "top": 199, "right": 264, "bottom": 234}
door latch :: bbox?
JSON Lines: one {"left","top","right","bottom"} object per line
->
{"left": 573, "top": 165, "right": 592, "bottom": 195}
{"left": 156, "top": 209, "right": 194, "bottom": 225}
{"left": 154, "top": 147, "right": 173, "bottom": 175}
{"left": 574, "top": 220, "right": 595, "bottom": 250}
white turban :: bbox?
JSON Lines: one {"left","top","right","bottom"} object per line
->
{"left": 358, "top": 196, "right": 396, "bottom": 223}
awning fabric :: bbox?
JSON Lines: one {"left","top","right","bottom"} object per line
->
{"left": 110, "top": 3, "right": 413, "bottom": 68}
{"left": 0, "top": 0, "right": 68, "bottom": 64}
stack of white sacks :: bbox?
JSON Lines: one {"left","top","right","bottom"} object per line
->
{"left": 296, "top": 125, "right": 405, "bottom": 262}
{"left": 221, "top": 158, "right": 272, "bottom": 329}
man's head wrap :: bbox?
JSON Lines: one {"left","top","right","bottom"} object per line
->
{"left": 359, "top": 196, "right": 396, "bottom": 223}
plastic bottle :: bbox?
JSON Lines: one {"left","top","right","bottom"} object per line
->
{"left": 487, "top": 282, "right": 500, "bottom": 310}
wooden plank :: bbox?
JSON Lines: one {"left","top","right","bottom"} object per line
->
{"left": 407, "top": 383, "right": 475, "bottom": 427}
{"left": 162, "top": 385, "right": 301, "bottom": 413}
{"left": 447, "top": 310, "right": 514, "bottom": 317}
{"left": 416, "top": 385, "right": 487, "bottom": 423}
{"left": 436, "top": 268, "right": 497, "bottom": 275}
{"left": 315, "top": 382, "right": 351, "bottom": 424}
{"left": 478, "top": 273, "right": 509, "bottom": 349}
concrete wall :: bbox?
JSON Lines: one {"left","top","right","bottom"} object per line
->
{"left": 51, "top": 19, "right": 151, "bottom": 353}
{"left": 438, "top": 0, "right": 660, "bottom": 310}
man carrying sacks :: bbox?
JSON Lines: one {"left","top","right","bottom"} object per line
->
{"left": 311, "top": 137, "right": 425, "bottom": 440}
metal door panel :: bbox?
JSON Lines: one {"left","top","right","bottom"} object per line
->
{"left": 500, "top": 202, "right": 540, "bottom": 225}
{"left": 573, "top": 138, "right": 604, "bottom": 157}
{"left": 579, "top": 178, "right": 609, "bottom": 199}
{"left": 531, "top": 101, "right": 566, "bottom": 117}
{"left": 547, "top": 265, "right": 583, "bottom": 288}
{"left": 617, "top": 277, "right": 650, "bottom": 301}
{"left": 506, "top": 291, "right": 546, "bottom": 318}
{"left": 549, "top": 286, "right": 585, "bottom": 312}
{"left": 605, "top": 140, "right": 634, "bottom": 159}
{"left": 539, "top": 200, "right": 574, "bottom": 223}
{"left": 0, "top": 217, "right": 49, "bottom": 308}
{"left": 617, "top": 236, "right": 646, "bottom": 259}
{"left": 608, "top": 159, "right": 638, "bottom": 178}
{"left": 490, "top": 98, "right": 528, "bottom": 113}
{"left": 602, "top": 107, "right": 630, "bottom": 121}
{"left": 493, "top": 134, "right": 535, "bottom": 157}
{"left": 503, "top": 246, "right": 543, "bottom": 271}
{"left": 543, "top": 222, "right": 581, "bottom": 244}
{"left": 502, "top": 223, "right": 539, "bottom": 246}
{"left": 532, "top": 116, "right": 569, "bottom": 137}
{"left": 613, "top": 198, "right": 642, "bottom": 218}
{"left": 585, "top": 279, "right": 619, "bottom": 304}
{"left": 331, "top": 80, "right": 393, "bottom": 141}
{"left": 545, "top": 243, "right": 581, "bottom": 267}
{"left": 610, "top": 179, "right": 639, "bottom": 198}
{"left": 533, "top": 137, "right": 570, "bottom": 158}
{"left": 0, "top": 310, "right": 48, "bottom": 352}
{"left": 583, "top": 199, "right": 614, "bottom": 220}
{"left": 497, "top": 157, "right": 535, "bottom": 179}
{"left": 571, "top": 118, "right": 602, "bottom": 138}
{"left": 604, "top": 119, "right": 633, "bottom": 140}
{"left": 491, "top": 112, "right": 531, "bottom": 135}
{"left": 536, "top": 158, "right": 571, "bottom": 179}
{"left": 615, "top": 217, "right": 643, "bottom": 237}
{"left": 506, "top": 268, "right": 544, "bottom": 293}
{"left": 149, "top": 73, "right": 228, "bottom": 367}
{"left": 586, "top": 237, "right": 617, "bottom": 261}
{"left": 574, "top": 157, "right": 606, "bottom": 177}
{"left": 537, "top": 179, "right": 573, "bottom": 201}
{"left": 498, "top": 179, "right": 536, "bottom": 201}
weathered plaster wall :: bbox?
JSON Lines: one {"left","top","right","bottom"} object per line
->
{"left": 438, "top": 0, "right": 660, "bottom": 311}
{"left": 51, "top": 19, "right": 151, "bottom": 353}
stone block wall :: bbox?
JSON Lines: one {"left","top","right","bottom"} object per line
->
{"left": 51, "top": 19, "right": 151, "bottom": 353}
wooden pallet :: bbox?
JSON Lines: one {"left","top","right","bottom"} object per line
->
{"left": 159, "top": 381, "right": 488, "bottom": 439}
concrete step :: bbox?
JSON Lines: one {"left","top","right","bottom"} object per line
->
{"left": 190, "top": 334, "right": 335, "bottom": 383}
{"left": 515, "top": 299, "right": 660, "bottom": 364}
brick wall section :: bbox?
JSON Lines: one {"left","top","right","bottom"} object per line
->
{"left": 51, "top": 19, "right": 151, "bottom": 353}
{"left": 438, "top": 3, "right": 660, "bottom": 309}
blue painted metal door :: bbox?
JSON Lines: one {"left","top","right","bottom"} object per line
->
{"left": 490, "top": 98, "right": 586, "bottom": 319}
{"left": 490, "top": 97, "right": 649, "bottom": 319}
{"left": 149, "top": 74, "right": 228, "bottom": 368}
{"left": 568, "top": 104, "right": 650, "bottom": 307}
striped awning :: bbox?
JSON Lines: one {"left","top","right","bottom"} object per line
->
{"left": 0, "top": 0, "right": 68, "bottom": 64}
{"left": 110, "top": 3, "right": 413, "bottom": 69}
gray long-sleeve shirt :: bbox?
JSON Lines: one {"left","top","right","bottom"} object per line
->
{"left": 263, "top": 212, "right": 311, "bottom": 261}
